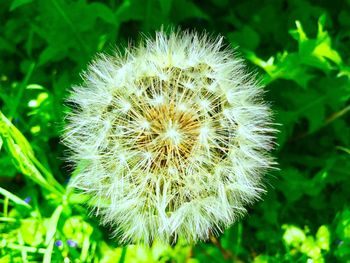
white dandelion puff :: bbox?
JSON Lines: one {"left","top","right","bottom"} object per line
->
{"left": 63, "top": 30, "right": 277, "bottom": 244}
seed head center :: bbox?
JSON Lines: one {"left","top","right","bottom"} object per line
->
{"left": 163, "top": 122, "right": 181, "bottom": 145}
{"left": 138, "top": 102, "right": 200, "bottom": 169}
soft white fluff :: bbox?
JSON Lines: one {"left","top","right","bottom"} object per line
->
{"left": 63, "top": 31, "right": 276, "bottom": 244}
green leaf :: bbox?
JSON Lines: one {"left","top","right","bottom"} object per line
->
{"left": 300, "top": 236, "right": 321, "bottom": 259}
{"left": 228, "top": 25, "right": 260, "bottom": 50}
{"left": 316, "top": 225, "right": 330, "bottom": 251}
{"left": 289, "top": 20, "right": 308, "bottom": 43}
{"left": 9, "top": 0, "right": 32, "bottom": 11}
{"left": 335, "top": 210, "right": 350, "bottom": 241}
{"left": 277, "top": 168, "right": 305, "bottom": 202}
{"left": 282, "top": 224, "right": 306, "bottom": 247}
{"left": 115, "top": 0, "right": 146, "bottom": 23}
{"left": 0, "top": 110, "right": 64, "bottom": 195}
{"left": 159, "top": 0, "right": 172, "bottom": 16}
{"left": 171, "top": 0, "right": 209, "bottom": 23}
{"left": 20, "top": 219, "right": 45, "bottom": 245}
{"left": 90, "top": 3, "right": 117, "bottom": 26}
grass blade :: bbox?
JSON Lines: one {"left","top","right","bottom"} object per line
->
{"left": 0, "top": 186, "right": 31, "bottom": 208}
{"left": 45, "top": 205, "right": 63, "bottom": 245}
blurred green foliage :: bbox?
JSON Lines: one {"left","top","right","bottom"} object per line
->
{"left": 0, "top": 0, "right": 350, "bottom": 262}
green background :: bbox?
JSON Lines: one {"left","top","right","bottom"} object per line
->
{"left": 1, "top": 0, "right": 350, "bottom": 262}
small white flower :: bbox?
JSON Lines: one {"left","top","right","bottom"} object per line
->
{"left": 63, "top": 30, "right": 276, "bottom": 244}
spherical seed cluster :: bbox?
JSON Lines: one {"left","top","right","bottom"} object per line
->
{"left": 63, "top": 31, "right": 276, "bottom": 244}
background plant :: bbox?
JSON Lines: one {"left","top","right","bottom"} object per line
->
{"left": 0, "top": 0, "right": 349, "bottom": 262}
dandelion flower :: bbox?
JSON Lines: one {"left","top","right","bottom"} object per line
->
{"left": 63, "top": 30, "right": 276, "bottom": 244}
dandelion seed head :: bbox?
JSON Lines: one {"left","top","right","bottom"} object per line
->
{"left": 63, "top": 30, "right": 276, "bottom": 244}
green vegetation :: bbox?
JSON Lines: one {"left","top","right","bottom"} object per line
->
{"left": 1, "top": 0, "right": 350, "bottom": 262}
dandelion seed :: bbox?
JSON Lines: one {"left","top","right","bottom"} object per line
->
{"left": 63, "top": 30, "right": 276, "bottom": 244}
